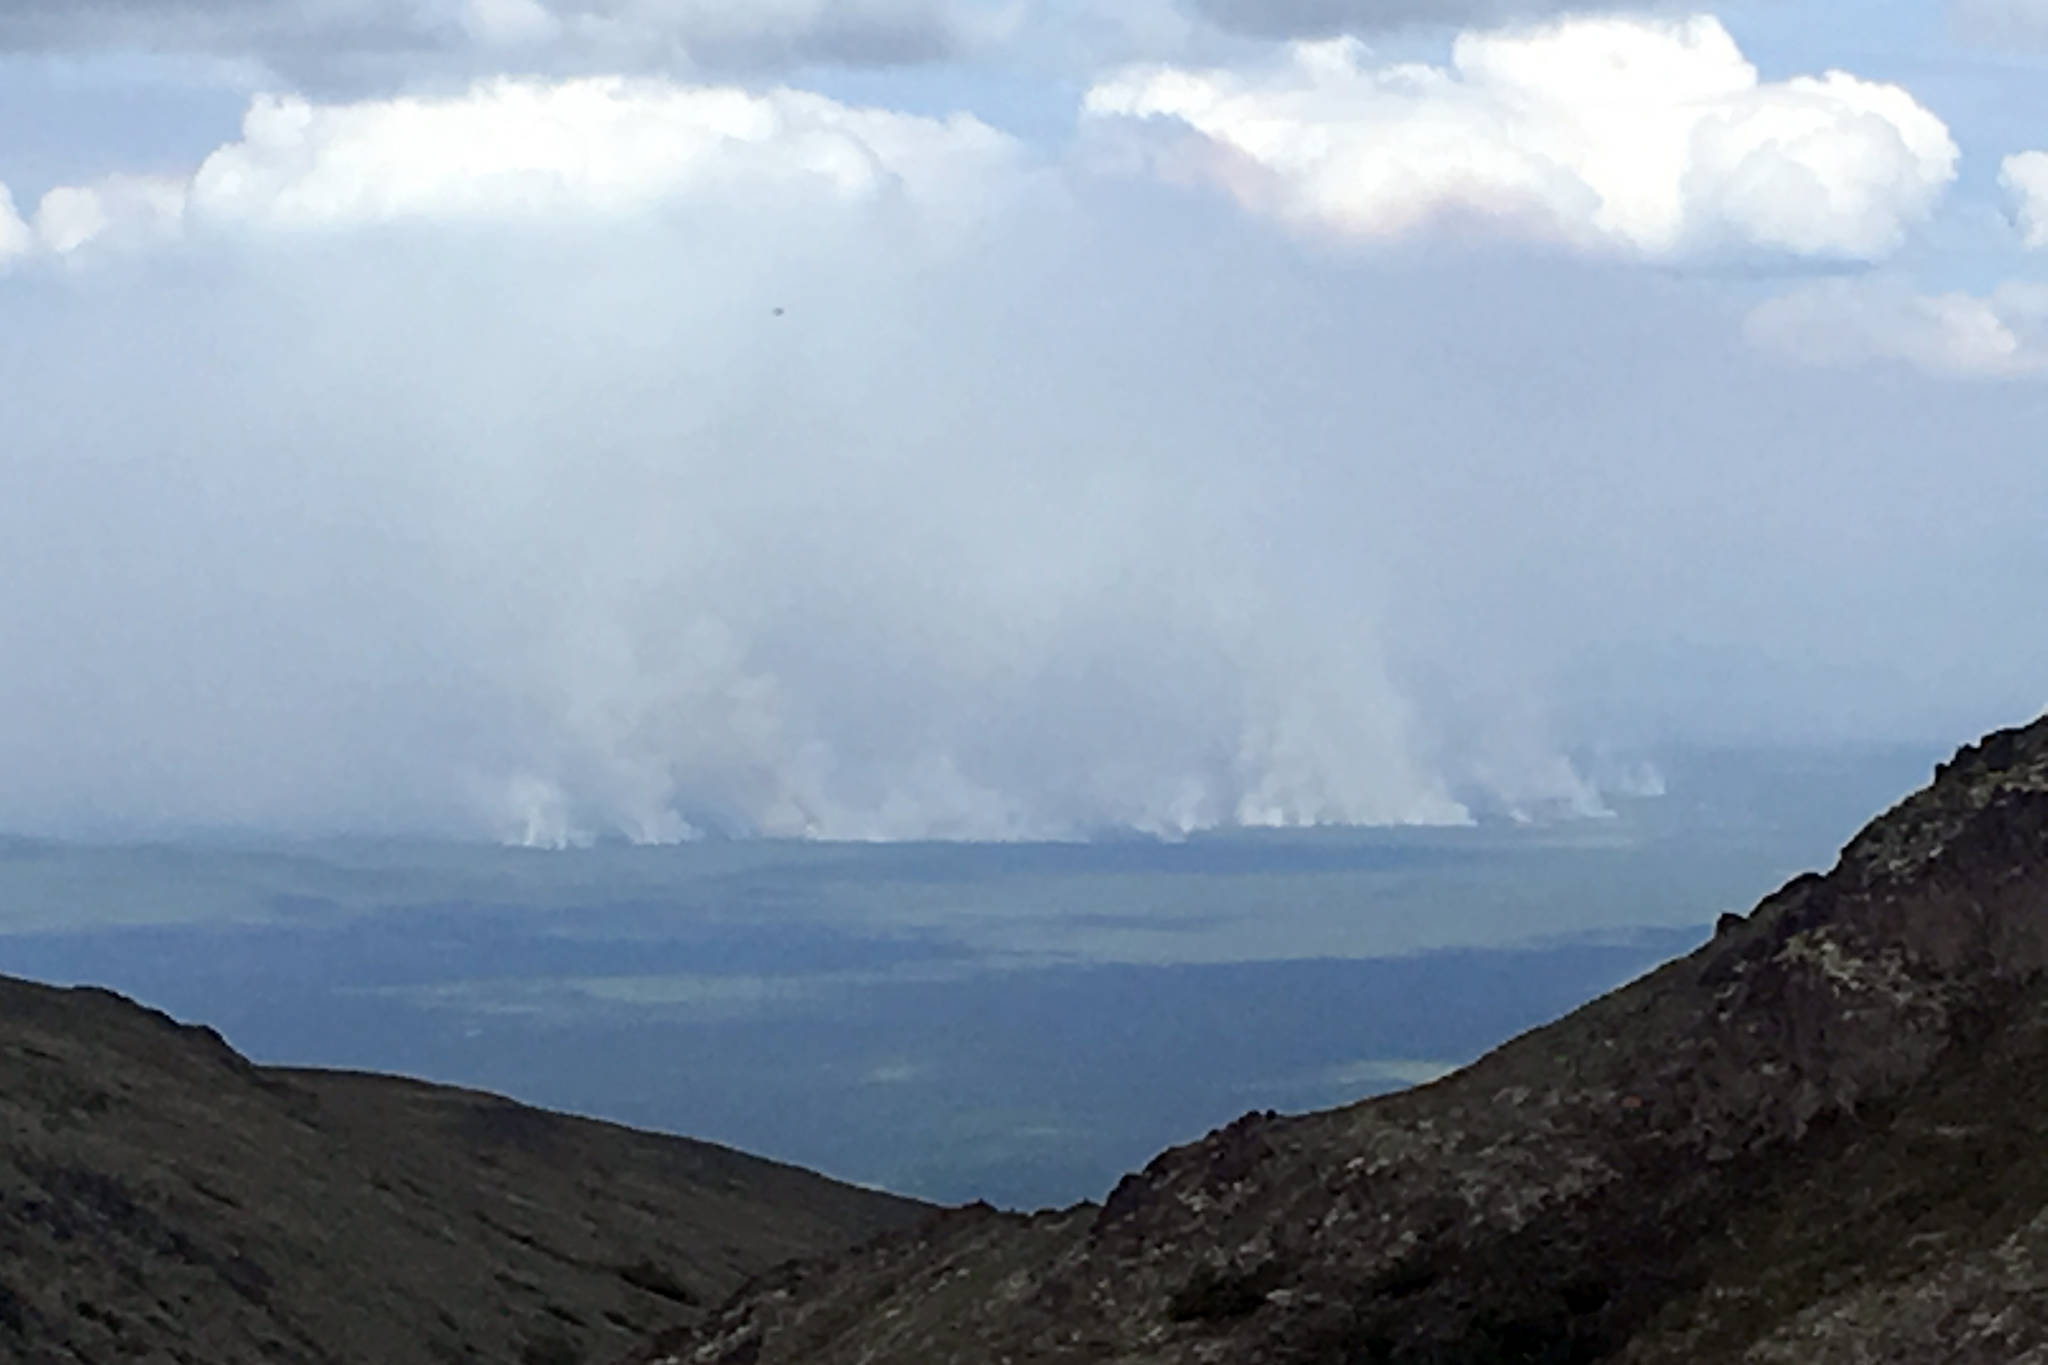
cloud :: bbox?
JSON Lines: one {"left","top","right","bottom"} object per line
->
{"left": 29, "top": 175, "right": 189, "bottom": 253}
{"left": 1083, "top": 14, "right": 1957, "bottom": 261}
{"left": 1185, "top": 0, "right": 1623, "bottom": 39}
{"left": 0, "top": 0, "right": 980, "bottom": 84}
{"left": 512, "top": 0, "right": 982, "bottom": 71}
{"left": 1, "top": 74, "right": 2046, "bottom": 846}
{"left": 0, "top": 76, "right": 1500, "bottom": 842}
{"left": 1, "top": 76, "right": 1019, "bottom": 256}
{"left": 1746, "top": 276, "right": 2048, "bottom": 378}
{"left": 1740, "top": 154, "right": 2048, "bottom": 379}
{"left": 2003, "top": 150, "right": 2048, "bottom": 249}
{"left": 0, "top": 187, "right": 31, "bottom": 260}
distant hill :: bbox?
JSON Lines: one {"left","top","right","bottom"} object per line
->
{"left": 635, "top": 714, "right": 2048, "bottom": 1364}
{"left": 0, "top": 977, "right": 925, "bottom": 1364}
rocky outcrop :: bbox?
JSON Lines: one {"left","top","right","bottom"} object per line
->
{"left": 636, "top": 714, "right": 2048, "bottom": 1364}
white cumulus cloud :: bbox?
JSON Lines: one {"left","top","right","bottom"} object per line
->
{"left": 2002, "top": 150, "right": 2048, "bottom": 249}
{"left": 1083, "top": 14, "right": 1957, "bottom": 260}
{"left": 2, "top": 76, "right": 1021, "bottom": 257}
{"left": 1746, "top": 276, "right": 2048, "bottom": 378}
{"left": 31, "top": 175, "right": 189, "bottom": 254}
{"left": 0, "top": 187, "right": 32, "bottom": 261}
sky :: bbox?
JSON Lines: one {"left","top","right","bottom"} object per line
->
{"left": 0, "top": 0, "right": 2044, "bottom": 844}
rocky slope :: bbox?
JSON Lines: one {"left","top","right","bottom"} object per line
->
{"left": 0, "top": 976, "right": 925, "bottom": 1364}
{"left": 635, "top": 714, "right": 2048, "bottom": 1365}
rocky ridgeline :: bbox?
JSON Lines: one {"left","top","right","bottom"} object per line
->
{"left": 637, "top": 714, "right": 2048, "bottom": 1364}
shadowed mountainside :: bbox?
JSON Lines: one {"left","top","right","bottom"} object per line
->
{"left": 634, "top": 714, "right": 2048, "bottom": 1364}
{"left": 0, "top": 977, "right": 926, "bottom": 1364}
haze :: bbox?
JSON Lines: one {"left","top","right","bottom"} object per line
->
{"left": 1, "top": 0, "right": 2045, "bottom": 846}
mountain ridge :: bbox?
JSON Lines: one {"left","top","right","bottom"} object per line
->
{"left": 0, "top": 972, "right": 927, "bottom": 1364}
{"left": 634, "top": 713, "right": 2048, "bottom": 1364}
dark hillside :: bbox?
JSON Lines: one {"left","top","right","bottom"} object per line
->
{"left": 637, "top": 714, "right": 2048, "bottom": 1364}
{"left": 0, "top": 977, "right": 925, "bottom": 1364}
